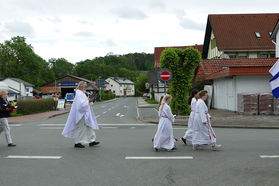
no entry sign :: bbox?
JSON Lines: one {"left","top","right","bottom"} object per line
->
{"left": 158, "top": 68, "right": 172, "bottom": 83}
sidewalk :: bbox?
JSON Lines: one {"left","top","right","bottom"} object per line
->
{"left": 8, "top": 98, "right": 120, "bottom": 124}
{"left": 137, "top": 97, "right": 279, "bottom": 129}
{"left": 9, "top": 110, "right": 70, "bottom": 124}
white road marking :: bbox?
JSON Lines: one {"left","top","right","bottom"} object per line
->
{"left": 130, "top": 127, "right": 136, "bottom": 129}
{"left": 103, "top": 111, "right": 107, "bottom": 114}
{"left": 260, "top": 155, "right": 279, "bottom": 158}
{"left": 39, "top": 124, "right": 64, "bottom": 126}
{"left": 5, "top": 155, "right": 62, "bottom": 159}
{"left": 96, "top": 115, "right": 101, "bottom": 118}
{"left": 116, "top": 113, "right": 120, "bottom": 116}
{"left": 153, "top": 108, "right": 158, "bottom": 112}
{"left": 10, "top": 124, "right": 22, "bottom": 127}
{"left": 108, "top": 108, "right": 111, "bottom": 111}
{"left": 101, "top": 127, "right": 118, "bottom": 129}
{"left": 124, "top": 105, "right": 128, "bottom": 108}
{"left": 99, "top": 124, "right": 155, "bottom": 126}
{"left": 137, "top": 108, "right": 140, "bottom": 118}
{"left": 125, "top": 156, "right": 193, "bottom": 160}
{"left": 40, "top": 127, "right": 64, "bottom": 130}
{"left": 120, "top": 115, "right": 125, "bottom": 117}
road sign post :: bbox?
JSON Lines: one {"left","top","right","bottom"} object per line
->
{"left": 157, "top": 68, "right": 172, "bottom": 94}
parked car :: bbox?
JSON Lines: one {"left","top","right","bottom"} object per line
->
{"left": 142, "top": 93, "right": 151, "bottom": 98}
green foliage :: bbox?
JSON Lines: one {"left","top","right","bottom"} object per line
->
{"left": 17, "top": 98, "right": 55, "bottom": 115}
{"left": 145, "top": 98, "right": 158, "bottom": 104}
{"left": 135, "top": 73, "right": 148, "bottom": 96}
{"left": 160, "top": 47, "right": 201, "bottom": 115}
{"left": 49, "top": 58, "right": 74, "bottom": 78}
{"left": 0, "top": 36, "right": 55, "bottom": 89}
{"left": 100, "top": 92, "right": 116, "bottom": 101}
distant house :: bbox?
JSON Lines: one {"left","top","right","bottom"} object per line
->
{"left": 40, "top": 75, "right": 99, "bottom": 98}
{"left": 202, "top": 13, "right": 279, "bottom": 59}
{"left": 105, "top": 77, "right": 135, "bottom": 96}
{"left": 0, "top": 78, "right": 34, "bottom": 101}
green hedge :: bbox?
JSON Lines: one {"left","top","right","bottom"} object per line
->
{"left": 100, "top": 92, "right": 115, "bottom": 101}
{"left": 17, "top": 98, "right": 55, "bottom": 115}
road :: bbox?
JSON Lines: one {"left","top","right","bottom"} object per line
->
{"left": 0, "top": 97, "right": 279, "bottom": 186}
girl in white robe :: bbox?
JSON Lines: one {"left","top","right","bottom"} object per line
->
{"left": 192, "top": 90, "right": 221, "bottom": 151}
{"left": 153, "top": 94, "right": 176, "bottom": 151}
{"left": 181, "top": 90, "right": 199, "bottom": 145}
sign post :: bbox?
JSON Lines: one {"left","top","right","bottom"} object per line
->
{"left": 158, "top": 68, "right": 172, "bottom": 94}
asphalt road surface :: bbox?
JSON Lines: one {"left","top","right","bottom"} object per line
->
{"left": 0, "top": 97, "right": 279, "bottom": 186}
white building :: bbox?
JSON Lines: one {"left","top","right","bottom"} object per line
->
{"left": 271, "top": 20, "right": 279, "bottom": 57}
{"left": 0, "top": 78, "right": 34, "bottom": 101}
{"left": 197, "top": 58, "right": 277, "bottom": 111}
{"left": 105, "top": 77, "right": 135, "bottom": 96}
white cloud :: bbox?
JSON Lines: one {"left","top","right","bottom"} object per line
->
{"left": 111, "top": 7, "right": 148, "bottom": 20}
{"left": 4, "top": 21, "right": 34, "bottom": 37}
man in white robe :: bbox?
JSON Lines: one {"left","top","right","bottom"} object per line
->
{"left": 62, "top": 81, "right": 99, "bottom": 148}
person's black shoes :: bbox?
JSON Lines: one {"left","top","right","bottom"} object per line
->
{"left": 74, "top": 143, "right": 85, "bottom": 148}
{"left": 181, "top": 137, "right": 187, "bottom": 145}
{"left": 8, "top": 143, "right": 16, "bottom": 147}
{"left": 89, "top": 141, "right": 100, "bottom": 147}
{"left": 154, "top": 148, "right": 159, "bottom": 152}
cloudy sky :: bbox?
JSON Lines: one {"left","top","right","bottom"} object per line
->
{"left": 0, "top": 0, "right": 278, "bottom": 63}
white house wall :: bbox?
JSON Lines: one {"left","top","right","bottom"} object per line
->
{"left": 212, "top": 75, "right": 272, "bottom": 111}
{"left": 276, "top": 30, "right": 279, "bottom": 57}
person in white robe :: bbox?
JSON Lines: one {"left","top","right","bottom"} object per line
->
{"left": 192, "top": 90, "right": 221, "bottom": 151}
{"left": 181, "top": 89, "right": 199, "bottom": 145}
{"left": 62, "top": 81, "right": 99, "bottom": 148}
{"left": 153, "top": 94, "right": 176, "bottom": 151}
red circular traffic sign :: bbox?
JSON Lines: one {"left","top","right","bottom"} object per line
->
{"left": 160, "top": 70, "right": 171, "bottom": 81}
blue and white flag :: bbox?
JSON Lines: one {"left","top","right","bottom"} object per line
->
{"left": 269, "top": 59, "right": 279, "bottom": 98}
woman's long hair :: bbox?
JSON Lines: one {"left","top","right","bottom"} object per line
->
{"left": 159, "top": 94, "right": 172, "bottom": 111}
{"left": 187, "top": 89, "right": 199, "bottom": 105}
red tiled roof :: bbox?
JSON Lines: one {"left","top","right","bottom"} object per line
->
{"left": 210, "top": 13, "right": 279, "bottom": 50}
{"left": 197, "top": 58, "right": 278, "bottom": 80}
{"left": 154, "top": 45, "right": 203, "bottom": 67}
{"left": 202, "top": 13, "right": 279, "bottom": 58}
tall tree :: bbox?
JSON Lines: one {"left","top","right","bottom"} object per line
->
{"left": 49, "top": 58, "right": 74, "bottom": 78}
{"left": 160, "top": 47, "right": 201, "bottom": 115}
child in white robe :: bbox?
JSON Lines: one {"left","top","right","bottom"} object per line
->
{"left": 181, "top": 89, "right": 199, "bottom": 145}
{"left": 153, "top": 94, "right": 176, "bottom": 151}
{"left": 192, "top": 90, "right": 221, "bottom": 151}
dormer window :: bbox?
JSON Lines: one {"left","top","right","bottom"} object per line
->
{"left": 255, "top": 32, "right": 261, "bottom": 38}
{"left": 269, "top": 32, "right": 272, "bottom": 36}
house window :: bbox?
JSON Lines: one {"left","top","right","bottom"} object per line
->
{"left": 238, "top": 54, "right": 247, "bottom": 58}
{"left": 111, "top": 85, "right": 113, "bottom": 87}
{"left": 269, "top": 32, "right": 272, "bottom": 36}
{"left": 255, "top": 32, "right": 261, "bottom": 38}
{"left": 228, "top": 54, "right": 236, "bottom": 59}
{"left": 270, "top": 53, "right": 275, "bottom": 58}
{"left": 259, "top": 53, "right": 268, "bottom": 58}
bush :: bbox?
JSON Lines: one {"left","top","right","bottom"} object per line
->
{"left": 100, "top": 92, "right": 115, "bottom": 101}
{"left": 17, "top": 98, "right": 55, "bottom": 115}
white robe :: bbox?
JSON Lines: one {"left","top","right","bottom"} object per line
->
{"left": 153, "top": 103, "right": 175, "bottom": 150}
{"left": 192, "top": 99, "right": 216, "bottom": 146}
{"left": 183, "top": 98, "right": 197, "bottom": 141}
{"left": 62, "top": 90, "right": 99, "bottom": 138}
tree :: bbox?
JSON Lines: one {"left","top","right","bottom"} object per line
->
{"left": 160, "top": 47, "right": 201, "bottom": 115}
{"left": 49, "top": 58, "right": 74, "bottom": 78}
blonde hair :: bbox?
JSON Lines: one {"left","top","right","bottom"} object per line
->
{"left": 159, "top": 94, "right": 172, "bottom": 111}
{"left": 0, "top": 90, "right": 8, "bottom": 98}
